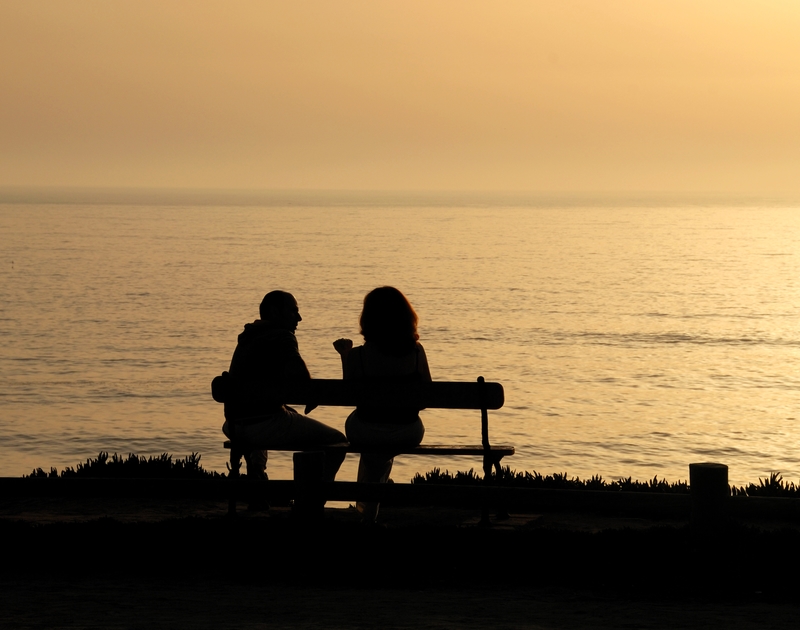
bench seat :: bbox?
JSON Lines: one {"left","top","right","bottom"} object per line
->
{"left": 223, "top": 440, "right": 515, "bottom": 458}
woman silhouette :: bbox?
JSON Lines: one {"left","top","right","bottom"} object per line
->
{"left": 333, "top": 286, "right": 431, "bottom": 522}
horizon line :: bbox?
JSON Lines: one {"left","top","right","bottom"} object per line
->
{"left": 2, "top": 185, "right": 798, "bottom": 208}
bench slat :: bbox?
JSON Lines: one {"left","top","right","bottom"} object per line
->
{"left": 390, "top": 445, "right": 515, "bottom": 457}
{"left": 223, "top": 440, "right": 514, "bottom": 457}
{"left": 224, "top": 379, "right": 504, "bottom": 410}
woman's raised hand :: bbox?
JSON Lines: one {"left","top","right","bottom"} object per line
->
{"left": 333, "top": 338, "right": 353, "bottom": 356}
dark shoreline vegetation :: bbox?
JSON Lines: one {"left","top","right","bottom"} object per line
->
{"left": 9, "top": 452, "right": 800, "bottom": 598}
{"left": 23, "top": 452, "right": 800, "bottom": 498}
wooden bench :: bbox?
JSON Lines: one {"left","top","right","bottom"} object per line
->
{"left": 213, "top": 376, "right": 512, "bottom": 516}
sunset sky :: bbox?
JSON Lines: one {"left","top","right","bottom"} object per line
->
{"left": 2, "top": 1, "right": 799, "bottom": 194}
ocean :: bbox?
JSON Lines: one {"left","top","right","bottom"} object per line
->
{"left": 2, "top": 195, "right": 799, "bottom": 486}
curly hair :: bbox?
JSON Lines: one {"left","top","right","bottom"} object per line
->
{"left": 359, "top": 286, "right": 419, "bottom": 356}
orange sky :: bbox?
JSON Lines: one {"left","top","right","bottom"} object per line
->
{"left": 2, "top": 1, "right": 799, "bottom": 194}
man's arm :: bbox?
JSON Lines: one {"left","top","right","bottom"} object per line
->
{"left": 278, "top": 333, "right": 313, "bottom": 412}
{"left": 271, "top": 331, "right": 311, "bottom": 380}
{"left": 283, "top": 354, "right": 311, "bottom": 379}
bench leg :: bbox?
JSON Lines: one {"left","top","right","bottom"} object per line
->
{"left": 293, "top": 451, "right": 325, "bottom": 523}
{"left": 494, "top": 456, "right": 510, "bottom": 521}
{"left": 228, "top": 446, "right": 243, "bottom": 516}
{"left": 481, "top": 454, "right": 509, "bottom": 525}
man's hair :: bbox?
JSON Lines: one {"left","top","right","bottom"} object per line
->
{"left": 259, "top": 290, "right": 295, "bottom": 321}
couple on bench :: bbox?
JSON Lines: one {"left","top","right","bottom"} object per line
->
{"left": 222, "top": 286, "right": 431, "bottom": 521}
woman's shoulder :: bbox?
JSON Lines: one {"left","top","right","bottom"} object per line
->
{"left": 347, "top": 344, "right": 369, "bottom": 361}
{"left": 363, "top": 341, "right": 420, "bottom": 359}
{"left": 414, "top": 343, "right": 432, "bottom": 380}
{"left": 343, "top": 344, "right": 365, "bottom": 379}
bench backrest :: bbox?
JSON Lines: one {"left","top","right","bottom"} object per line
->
{"left": 212, "top": 375, "right": 504, "bottom": 410}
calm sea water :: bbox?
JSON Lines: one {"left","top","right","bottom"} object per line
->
{"left": 1, "top": 199, "right": 799, "bottom": 486}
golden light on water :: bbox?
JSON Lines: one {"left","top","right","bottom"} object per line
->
{"left": 2, "top": 204, "right": 798, "bottom": 485}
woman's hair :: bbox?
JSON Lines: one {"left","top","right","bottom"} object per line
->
{"left": 359, "top": 286, "right": 419, "bottom": 356}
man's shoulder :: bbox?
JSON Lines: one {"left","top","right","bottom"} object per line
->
{"left": 251, "top": 328, "right": 298, "bottom": 351}
{"left": 239, "top": 322, "right": 297, "bottom": 344}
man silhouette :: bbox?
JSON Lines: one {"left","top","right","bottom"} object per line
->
{"left": 222, "top": 291, "right": 346, "bottom": 480}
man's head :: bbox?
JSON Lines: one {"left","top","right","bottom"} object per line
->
{"left": 259, "top": 291, "right": 302, "bottom": 332}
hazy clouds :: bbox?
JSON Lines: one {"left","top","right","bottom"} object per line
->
{"left": 2, "top": 1, "right": 799, "bottom": 194}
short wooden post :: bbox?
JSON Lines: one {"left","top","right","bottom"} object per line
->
{"left": 690, "top": 462, "right": 729, "bottom": 528}
{"left": 293, "top": 451, "right": 325, "bottom": 522}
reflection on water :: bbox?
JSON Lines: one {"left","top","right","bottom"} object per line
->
{"left": 1, "top": 202, "right": 799, "bottom": 485}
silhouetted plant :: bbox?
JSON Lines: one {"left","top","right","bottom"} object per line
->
{"left": 411, "top": 466, "right": 691, "bottom": 493}
{"left": 731, "top": 472, "right": 800, "bottom": 498}
{"left": 26, "top": 455, "right": 800, "bottom": 497}
{"left": 26, "top": 452, "right": 222, "bottom": 479}
{"left": 27, "top": 467, "right": 59, "bottom": 479}
{"left": 413, "top": 467, "right": 800, "bottom": 497}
